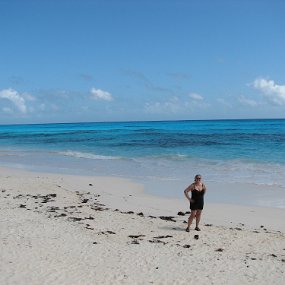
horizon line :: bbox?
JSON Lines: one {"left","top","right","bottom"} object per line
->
{"left": 1, "top": 117, "right": 285, "bottom": 127}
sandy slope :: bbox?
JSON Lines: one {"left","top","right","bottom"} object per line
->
{"left": 0, "top": 167, "right": 284, "bottom": 285}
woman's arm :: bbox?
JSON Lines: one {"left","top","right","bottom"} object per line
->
{"left": 184, "top": 184, "right": 193, "bottom": 202}
{"left": 202, "top": 184, "right": 207, "bottom": 193}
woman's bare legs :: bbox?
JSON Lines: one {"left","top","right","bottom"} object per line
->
{"left": 195, "top": 210, "right": 202, "bottom": 230}
{"left": 186, "top": 210, "right": 197, "bottom": 231}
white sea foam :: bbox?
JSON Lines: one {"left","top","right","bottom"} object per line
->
{"left": 58, "top": 150, "right": 121, "bottom": 160}
{"left": 128, "top": 156, "right": 285, "bottom": 189}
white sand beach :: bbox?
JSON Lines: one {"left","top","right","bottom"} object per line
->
{"left": 1, "top": 166, "right": 285, "bottom": 285}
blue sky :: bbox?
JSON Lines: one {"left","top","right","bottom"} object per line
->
{"left": 0, "top": 0, "right": 285, "bottom": 124}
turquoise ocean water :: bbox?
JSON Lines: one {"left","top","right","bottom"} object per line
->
{"left": 1, "top": 119, "right": 285, "bottom": 208}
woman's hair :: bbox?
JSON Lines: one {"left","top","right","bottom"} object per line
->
{"left": 194, "top": 174, "right": 201, "bottom": 180}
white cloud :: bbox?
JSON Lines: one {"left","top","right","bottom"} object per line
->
{"left": 23, "top": 93, "right": 36, "bottom": 101}
{"left": 0, "top": 88, "right": 28, "bottom": 113}
{"left": 2, "top": 107, "right": 13, "bottom": 114}
{"left": 253, "top": 78, "right": 285, "bottom": 105}
{"left": 216, "top": 98, "right": 232, "bottom": 108}
{"left": 188, "top": 93, "right": 204, "bottom": 101}
{"left": 238, "top": 95, "right": 259, "bottom": 107}
{"left": 50, "top": 104, "right": 60, "bottom": 111}
{"left": 56, "top": 90, "right": 69, "bottom": 98}
{"left": 144, "top": 97, "right": 181, "bottom": 114}
{"left": 91, "top": 87, "right": 113, "bottom": 101}
{"left": 39, "top": 104, "right": 46, "bottom": 111}
{"left": 144, "top": 95, "right": 209, "bottom": 114}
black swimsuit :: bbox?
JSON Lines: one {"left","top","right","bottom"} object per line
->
{"left": 190, "top": 188, "right": 205, "bottom": 210}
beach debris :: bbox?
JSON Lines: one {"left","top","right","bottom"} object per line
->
{"left": 194, "top": 235, "right": 199, "bottom": 240}
{"left": 81, "top": 199, "right": 89, "bottom": 203}
{"left": 120, "top": 210, "right": 135, "bottom": 214}
{"left": 55, "top": 213, "right": 67, "bottom": 218}
{"left": 91, "top": 206, "right": 105, "bottom": 211}
{"left": 159, "top": 216, "right": 176, "bottom": 222}
{"left": 271, "top": 254, "right": 277, "bottom": 258}
{"left": 98, "top": 231, "right": 116, "bottom": 235}
{"left": 84, "top": 215, "right": 94, "bottom": 220}
{"left": 40, "top": 194, "right": 57, "bottom": 203}
{"left": 128, "top": 235, "right": 145, "bottom": 239}
{"left": 137, "top": 212, "right": 144, "bottom": 217}
{"left": 47, "top": 206, "right": 60, "bottom": 212}
{"left": 149, "top": 239, "right": 166, "bottom": 245}
{"left": 95, "top": 202, "right": 106, "bottom": 207}
{"left": 153, "top": 235, "right": 173, "bottom": 239}
{"left": 93, "top": 242, "right": 98, "bottom": 244}
{"left": 205, "top": 224, "right": 213, "bottom": 227}
{"left": 16, "top": 193, "right": 57, "bottom": 204}
{"left": 47, "top": 209, "right": 56, "bottom": 212}
{"left": 89, "top": 183, "right": 93, "bottom": 186}
{"left": 183, "top": 245, "right": 191, "bottom": 248}
{"left": 235, "top": 227, "right": 242, "bottom": 231}
{"left": 177, "top": 211, "right": 185, "bottom": 216}
{"left": 85, "top": 226, "right": 94, "bottom": 230}
{"left": 68, "top": 217, "right": 82, "bottom": 222}
{"left": 131, "top": 240, "right": 140, "bottom": 244}
{"left": 19, "top": 204, "right": 26, "bottom": 208}
{"left": 64, "top": 206, "right": 77, "bottom": 209}
{"left": 148, "top": 215, "right": 156, "bottom": 219}
{"left": 215, "top": 248, "right": 224, "bottom": 252}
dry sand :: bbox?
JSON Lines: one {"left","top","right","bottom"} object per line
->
{"left": 0, "top": 167, "right": 284, "bottom": 285}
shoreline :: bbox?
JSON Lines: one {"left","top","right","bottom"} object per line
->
{"left": 1, "top": 166, "right": 285, "bottom": 231}
{"left": 1, "top": 166, "right": 285, "bottom": 284}
{"left": 1, "top": 160, "right": 285, "bottom": 210}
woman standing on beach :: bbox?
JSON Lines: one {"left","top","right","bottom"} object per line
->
{"left": 184, "top": 174, "right": 206, "bottom": 232}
